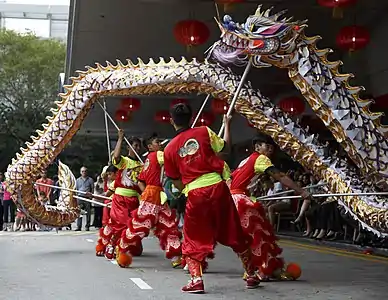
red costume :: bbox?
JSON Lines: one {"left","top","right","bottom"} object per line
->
{"left": 117, "top": 151, "right": 182, "bottom": 267}
{"left": 164, "top": 126, "right": 258, "bottom": 292}
{"left": 229, "top": 152, "right": 285, "bottom": 278}
{"left": 96, "top": 156, "right": 143, "bottom": 258}
{"left": 102, "top": 179, "right": 111, "bottom": 226}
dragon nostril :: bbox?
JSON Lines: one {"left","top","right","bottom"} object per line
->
{"left": 253, "top": 40, "right": 265, "bottom": 48}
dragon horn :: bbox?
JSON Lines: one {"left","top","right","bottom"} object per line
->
{"left": 255, "top": 5, "right": 263, "bottom": 16}
{"left": 263, "top": 7, "right": 274, "bottom": 17}
{"left": 272, "top": 9, "right": 288, "bottom": 21}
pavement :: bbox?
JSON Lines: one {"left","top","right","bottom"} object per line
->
{"left": 0, "top": 230, "right": 387, "bottom": 300}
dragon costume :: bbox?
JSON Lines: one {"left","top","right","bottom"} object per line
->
{"left": 4, "top": 5, "right": 388, "bottom": 239}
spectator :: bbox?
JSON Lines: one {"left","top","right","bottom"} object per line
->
{"left": 265, "top": 178, "right": 292, "bottom": 227}
{"left": 35, "top": 171, "right": 54, "bottom": 203}
{"left": 75, "top": 166, "right": 94, "bottom": 231}
{"left": 2, "top": 179, "right": 16, "bottom": 231}
{"left": 51, "top": 175, "right": 60, "bottom": 206}
{"left": 0, "top": 172, "right": 4, "bottom": 231}
{"left": 92, "top": 176, "right": 104, "bottom": 229}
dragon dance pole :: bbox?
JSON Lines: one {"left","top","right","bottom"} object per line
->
{"left": 260, "top": 191, "right": 388, "bottom": 201}
{"left": 35, "top": 182, "right": 112, "bottom": 201}
{"left": 96, "top": 100, "right": 144, "bottom": 164}
{"left": 191, "top": 94, "right": 211, "bottom": 128}
{"left": 103, "top": 99, "right": 112, "bottom": 162}
{"left": 74, "top": 195, "right": 111, "bottom": 208}
{"left": 256, "top": 182, "right": 328, "bottom": 200}
{"left": 218, "top": 59, "right": 253, "bottom": 137}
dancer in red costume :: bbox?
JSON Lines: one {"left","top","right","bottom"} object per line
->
{"left": 95, "top": 131, "right": 143, "bottom": 259}
{"left": 163, "top": 103, "right": 260, "bottom": 294}
{"left": 228, "top": 135, "right": 312, "bottom": 280}
{"left": 116, "top": 134, "right": 182, "bottom": 268}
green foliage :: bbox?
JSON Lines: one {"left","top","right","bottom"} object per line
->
{"left": 0, "top": 30, "right": 66, "bottom": 171}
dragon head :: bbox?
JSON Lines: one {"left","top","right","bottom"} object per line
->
{"left": 209, "top": 5, "right": 307, "bottom": 68}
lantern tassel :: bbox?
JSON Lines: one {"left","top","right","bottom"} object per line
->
{"left": 332, "top": 7, "right": 343, "bottom": 19}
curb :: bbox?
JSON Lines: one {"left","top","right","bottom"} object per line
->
{"left": 278, "top": 233, "right": 388, "bottom": 258}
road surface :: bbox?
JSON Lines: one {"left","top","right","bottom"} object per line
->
{"left": 0, "top": 230, "right": 387, "bottom": 300}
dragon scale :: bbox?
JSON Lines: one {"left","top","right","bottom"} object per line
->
{"left": 4, "top": 58, "right": 388, "bottom": 234}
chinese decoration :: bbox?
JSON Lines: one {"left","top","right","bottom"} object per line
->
{"left": 173, "top": 19, "right": 210, "bottom": 51}
{"left": 154, "top": 110, "right": 170, "bottom": 124}
{"left": 211, "top": 98, "right": 229, "bottom": 114}
{"left": 115, "top": 109, "right": 131, "bottom": 122}
{"left": 317, "top": 0, "right": 357, "bottom": 19}
{"left": 336, "top": 25, "right": 370, "bottom": 52}
{"left": 278, "top": 96, "right": 305, "bottom": 116}
{"left": 192, "top": 111, "right": 215, "bottom": 127}
{"left": 120, "top": 97, "right": 141, "bottom": 112}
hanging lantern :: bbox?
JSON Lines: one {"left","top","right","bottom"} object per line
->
{"left": 120, "top": 97, "right": 141, "bottom": 112}
{"left": 155, "top": 110, "right": 171, "bottom": 123}
{"left": 115, "top": 109, "right": 130, "bottom": 122}
{"left": 211, "top": 98, "right": 229, "bottom": 114}
{"left": 278, "top": 97, "right": 305, "bottom": 116}
{"left": 317, "top": 0, "right": 357, "bottom": 19}
{"left": 173, "top": 20, "right": 210, "bottom": 52}
{"left": 192, "top": 111, "right": 215, "bottom": 127}
{"left": 216, "top": 0, "right": 245, "bottom": 13}
{"left": 336, "top": 25, "right": 370, "bottom": 53}
{"left": 170, "top": 98, "right": 188, "bottom": 107}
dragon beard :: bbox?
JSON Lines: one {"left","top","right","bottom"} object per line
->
{"left": 208, "top": 42, "right": 248, "bottom": 67}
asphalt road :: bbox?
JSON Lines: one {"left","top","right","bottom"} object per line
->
{"left": 0, "top": 230, "right": 387, "bottom": 300}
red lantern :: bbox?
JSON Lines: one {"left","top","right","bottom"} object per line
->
{"left": 173, "top": 20, "right": 210, "bottom": 48}
{"left": 115, "top": 109, "right": 130, "bottom": 122}
{"left": 192, "top": 111, "right": 215, "bottom": 127}
{"left": 155, "top": 110, "right": 170, "bottom": 123}
{"left": 278, "top": 97, "right": 305, "bottom": 116}
{"left": 336, "top": 25, "right": 370, "bottom": 52}
{"left": 317, "top": 0, "right": 357, "bottom": 18}
{"left": 211, "top": 98, "right": 229, "bottom": 114}
{"left": 120, "top": 98, "right": 141, "bottom": 112}
{"left": 170, "top": 98, "right": 188, "bottom": 107}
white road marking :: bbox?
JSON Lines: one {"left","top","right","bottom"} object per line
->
{"left": 86, "top": 239, "right": 94, "bottom": 243}
{"left": 130, "top": 278, "right": 153, "bottom": 290}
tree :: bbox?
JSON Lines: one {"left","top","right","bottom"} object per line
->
{"left": 0, "top": 30, "right": 66, "bottom": 171}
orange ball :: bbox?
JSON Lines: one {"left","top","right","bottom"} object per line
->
{"left": 286, "top": 262, "right": 302, "bottom": 280}
{"left": 117, "top": 252, "right": 133, "bottom": 268}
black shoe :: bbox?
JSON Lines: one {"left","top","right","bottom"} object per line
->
{"left": 85, "top": 227, "right": 90, "bottom": 231}
{"left": 75, "top": 228, "right": 82, "bottom": 231}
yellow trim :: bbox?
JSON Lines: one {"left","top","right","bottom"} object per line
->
{"left": 254, "top": 154, "right": 273, "bottom": 174}
{"left": 115, "top": 187, "right": 139, "bottom": 198}
{"left": 157, "top": 151, "right": 164, "bottom": 166}
{"left": 183, "top": 172, "right": 222, "bottom": 196}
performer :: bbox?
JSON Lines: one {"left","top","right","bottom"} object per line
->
{"left": 163, "top": 103, "right": 260, "bottom": 294}
{"left": 95, "top": 132, "right": 143, "bottom": 258}
{"left": 116, "top": 134, "right": 182, "bottom": 268}
{"left": 228, "top": 135, "right": 311, "bottom": 280}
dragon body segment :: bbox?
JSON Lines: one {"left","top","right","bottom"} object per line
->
{"left": 210, "top": 5, "right": 388, "bottom": 189}
{"left": 4, "top": 58, "right": 388, "bottom": 235}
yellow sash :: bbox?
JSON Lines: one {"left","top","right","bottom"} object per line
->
{"left": 183, "top": 172, "right": 223, "bottom": 196}
{"left": 115, "top": 187, "right": 140, "bottom": 198}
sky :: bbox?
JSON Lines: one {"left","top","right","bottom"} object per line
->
{"left": 3, "top": 0, "right": 69, "bottom": 38}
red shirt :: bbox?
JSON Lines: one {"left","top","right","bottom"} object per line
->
{"left": 230, "top": 152, "right": 274, "bottom": 192}
{"left": 35, "top": 178, "right": 54, "bottom": 197}
{"left": 164, "top": 126, "right": 225, "bottom": 185}
{"left": 138, "top": 151, "right": 164, "bottom": 187}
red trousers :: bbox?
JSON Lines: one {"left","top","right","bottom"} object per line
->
{"left": 102, "top": 199, "right": 111, "bottom": 226}
{"left": 231, "top": 193, "right": 284, "bottom": 276}
{"left": 110, "top": 194, "right": 139, "bottom": 232}
{"left": 119, "top": 185, "right": 181, "bottom": 258}
{"left": 183, "top": 181, "right": 250, "bottom": 262}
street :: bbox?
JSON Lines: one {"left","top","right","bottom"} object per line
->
{"left": 0, "top": 231, "right": 387, "bottom": 300}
